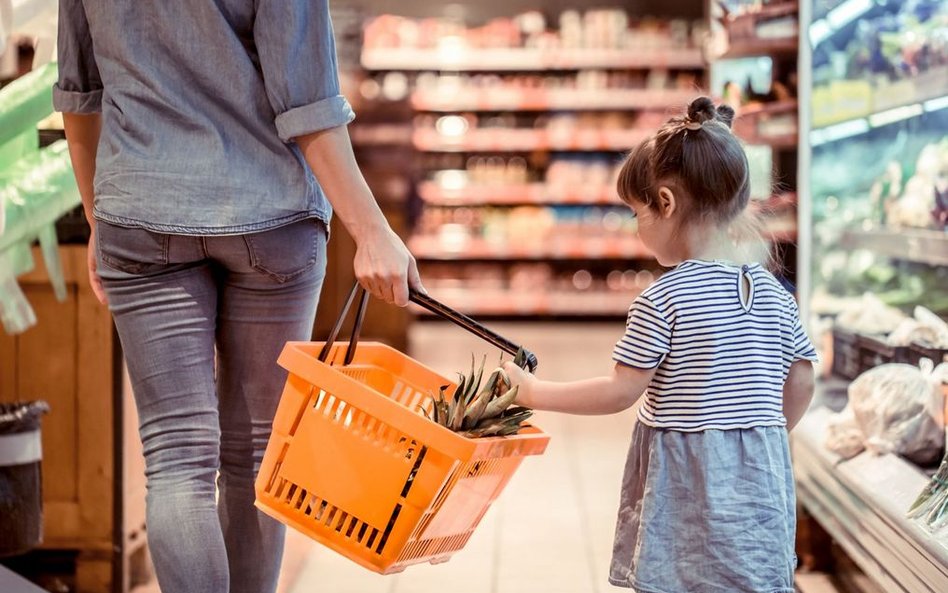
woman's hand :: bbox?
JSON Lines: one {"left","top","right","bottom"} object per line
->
{"left": 87, "top": 226, "right": 107, "bottom": 305}
{"left": 353, "top": 226, "right": 423, "bottom": 306}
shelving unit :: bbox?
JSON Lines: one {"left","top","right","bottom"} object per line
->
{"left": 361, "top": 9, "right": 708, "bottom": 320}
{"left": 838, "top": 229, "right": 948, "bottom": 268}
{"left": 795, "top": 0, "right": 948, "bottom": 590}
{"left": 412, "top": 128, "right": 652, "bottom": 152}
{"left": 361, "top": 48, "right": 705, "bottom": 72}
{"left": 708, "top": 0, "right": 802, "bottom": 282}
{"left": 411, "top": 88, "right": 699, "bottom": 112}
{"left": 408, "top": 236, "right": 652, "bottom": 261}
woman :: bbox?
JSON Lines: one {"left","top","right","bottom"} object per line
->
{"left": 54, "top": 2, "right": 421, "bottom": 592}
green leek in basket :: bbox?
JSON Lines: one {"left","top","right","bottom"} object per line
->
{"left": 907, "top": 452, "right": 948, "bottom": 530}
{"left": 420, "top": 348, "right": 532, "bottom": 438}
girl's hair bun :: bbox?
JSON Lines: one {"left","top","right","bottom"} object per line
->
{"left": 687, "top": 96, "right": 717, "bottom": 124}
{"left": 715, "top": 104, "right": 736, "bottom": 129}
{"left": 686, "top": 97, "right": 736, "bottom": 129}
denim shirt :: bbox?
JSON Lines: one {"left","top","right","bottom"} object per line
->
{"left": 53, "top": 0, "right": 355, "bottom": 234}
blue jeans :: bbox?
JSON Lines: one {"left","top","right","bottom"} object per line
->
{"left": 95, "top": 218, "right": 327, "bottom": 593}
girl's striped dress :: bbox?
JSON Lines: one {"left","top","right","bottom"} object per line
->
{"left": 609, "top": 259, "right": 817, "bottom": 593}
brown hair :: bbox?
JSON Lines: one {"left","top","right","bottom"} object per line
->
{"left": 617, "top": 96, "right": 750, "bottom": 225}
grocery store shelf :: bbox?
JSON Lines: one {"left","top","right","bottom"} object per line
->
{"left": 809, "top": 0, "right": 873, "bottom": 48}
{"left": 413, "top": 128, "right": 650, "bottom": 152}
{"left": 350, "top": 124, "right": 414, "bottom": 147}
{"left": 739, "top": 133, "right": 798, "bottom": 149}
{"left": 810, "top": 88, "right": 948, "bottom": 146}
{"left": 718, "top": 37, "right": 798, "bottom": 60}
{"left": 409, "top": 236, "right": 652, "bottom": 261}
{"left": 411, "top": 88, "right": 699, "bottom": 112}
{"left": 794, "top": 407, "right": 948, "bottom": 593}
{"left": 839, "top": 228, "right": 948, "bottom": 267}
{"left": 412, "top": 288, "right": 638, "bottom": 318}
{"left": 419, "top": 182, "right": 619, "bottom": 206}
{"left": 739, "top": 99, "right": 799, "bottom": 116}
{"left": 361, "top": 48, "right": 705, "bottom": 72}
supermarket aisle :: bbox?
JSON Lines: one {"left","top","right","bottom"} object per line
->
{"left": 288, "top": 322, "right": 637, "bottom": 593}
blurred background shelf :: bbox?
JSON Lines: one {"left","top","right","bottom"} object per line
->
{"left": 409, "top": 236, "right": 653, "bottom": 261}
{"left": 361, "top": 48, "right": 705, "bottom": 72}
{"left": 838, "top": 228, "right": 948, "bottom": 267}
{"left": 411, "top": 88, "right": 700, "bottom": 112}
{"left": 718, "top": 37, "right": 798, "bottom": 60}
{"left": 412, "top": 128, "right": 651, "bottom": 152}
{"left": 418, "top": 182, "right": 619, "bottom": 206}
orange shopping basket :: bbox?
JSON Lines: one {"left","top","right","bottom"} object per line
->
{"left": 255, "top": 284, "right": 549, "bottom": 574}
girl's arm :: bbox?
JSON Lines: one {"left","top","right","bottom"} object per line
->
{"left": 503, "top": 362, "right": 655, "bottom": 416}
{"left": 783, "top": 360, "right": 815, "bottom": 430}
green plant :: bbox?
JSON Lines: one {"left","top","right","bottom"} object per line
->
{"left": 421, "top": 349, "right": 532, "bottom": 438}
{"left": 907, "top": 452, "right": 948, "bottom": 530}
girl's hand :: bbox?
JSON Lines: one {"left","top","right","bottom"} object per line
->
{"left": 503, "top": 362, "right": 537, "bottom": 408}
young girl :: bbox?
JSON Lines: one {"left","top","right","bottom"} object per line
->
{"left": 504, "top": 97, "right": 817, "bottom": 593}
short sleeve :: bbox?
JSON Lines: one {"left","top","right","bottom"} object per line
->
{"left": 613, "top": 296, "right": 672, "bottom": 369}
{"left": 53, "top": 0, "right": 103, "bottom": 113}
{"left": 791, "top": 314, "right": 819, "bottom": 363}
{"left": 254, "top": 0, "right": 356, "bottom": 142}
{"left": 787, "top": 297, "right": 819, "bottom": 363}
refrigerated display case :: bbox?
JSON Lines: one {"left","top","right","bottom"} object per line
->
{"left": 794, "top": 1, "right": 948, "bottom": 591}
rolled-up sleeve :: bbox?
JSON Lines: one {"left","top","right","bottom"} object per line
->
{"left": 53, "top": 0, "right": 102, "bottom": 113}
{"left": 254, "top": 0, "right": 355, "bottom": 142}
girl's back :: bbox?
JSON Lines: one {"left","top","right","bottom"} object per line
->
{"left": 614, "top": 260, "right": 817, "bottom": 432}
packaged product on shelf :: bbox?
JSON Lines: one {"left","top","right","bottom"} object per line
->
{"left": 825, "top": 361, "right": 947, "bottom": 465}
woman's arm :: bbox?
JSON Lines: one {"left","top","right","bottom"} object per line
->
{"left": 783, "top": 360, "right": 815, "bottom": 430}
{"left": 296, "top": 126, "right": 422, "bottom": 306}
{"left": 62, "top": 113, "right": 100, "bottom": 224}
{"left": 503, "top": 362, "right": 655, "bottom": 415}
{"left": 62, "top": 112, "right": 106, "bottom": 304}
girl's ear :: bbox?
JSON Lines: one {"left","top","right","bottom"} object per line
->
{"left": 656, "top": 186, "right": 677, "bottom": 219}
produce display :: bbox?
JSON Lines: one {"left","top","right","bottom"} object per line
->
{"left": 813, "top": 251, "right": 948, "bottom": 315}
{"left": 824, "top": 361, "right": 946, "bottom": 465}
{"left": 908, "top": 451, "right": 948, "bottom": 531}
{"left": 869, "top": 139, "right": 948, "bottom": 231}
{"left": 423, "top": 349, "right": 532, "bottom": 438}
{"left": 811, "top": 0, "right": 948, "bottom": 128}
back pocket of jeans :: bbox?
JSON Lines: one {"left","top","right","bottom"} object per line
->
{"left": 96, "top": 221, "right": 169, "bottom": 274}
{"left": 243, "top": 219, "right": 325, "bottom": 282}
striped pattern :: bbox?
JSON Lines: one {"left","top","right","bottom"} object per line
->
{"left": 613, "top": 260, "right": 818, "bottom": 432}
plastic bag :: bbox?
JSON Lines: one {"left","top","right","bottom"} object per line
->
{"left": 825, "top": 362, "right": 946, "bottom": 465}
{"left": 887, "top": 306, "right": 948, "bottom": 348}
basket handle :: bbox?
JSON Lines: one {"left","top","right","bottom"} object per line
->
{"left": 319, "top": 282, "right": 538, "bottom": 372}
{"left": 318, "top": 283, "right": 370, "bottom": 366}
{"left": 409, "top": 289, "right": 538, "bottom": 372}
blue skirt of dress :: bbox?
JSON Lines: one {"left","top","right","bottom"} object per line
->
{"left": 609, "top": 423, "right": 796, "bottom": 593}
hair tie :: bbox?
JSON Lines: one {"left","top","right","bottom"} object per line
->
{"left": 683, "top": 121, "right": 702, "bottom": 131}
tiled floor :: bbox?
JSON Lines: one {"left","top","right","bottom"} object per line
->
{"left": 288, "top": 321, "right": 633, "bottom": 593}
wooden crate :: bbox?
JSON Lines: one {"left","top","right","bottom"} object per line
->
{"left": 0, "top": 245, "right": 147, "bottom": 593}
